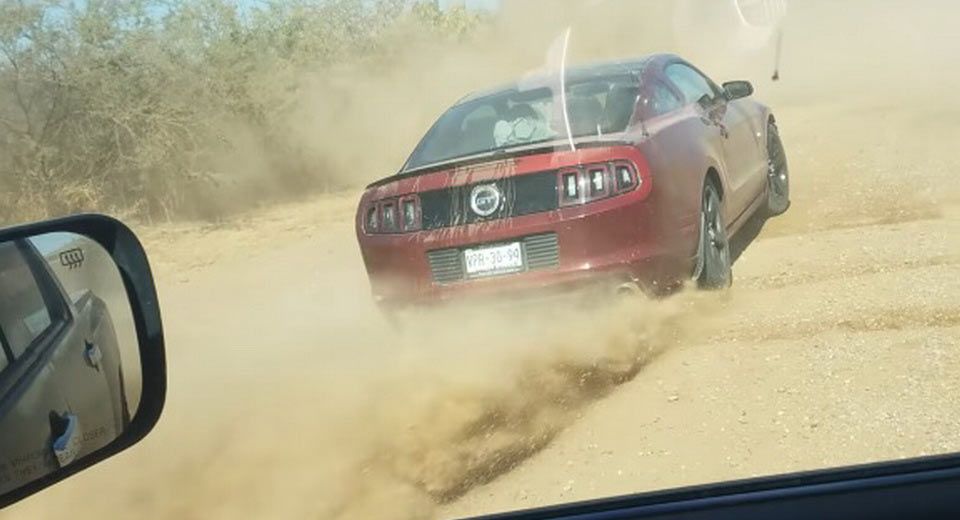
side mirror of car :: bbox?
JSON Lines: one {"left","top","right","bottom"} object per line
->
{"left": 722, "top": 80, "right": 754, "bottom": 100}
{"left": 0, "top": 215, "right": 165, "bottom": 508}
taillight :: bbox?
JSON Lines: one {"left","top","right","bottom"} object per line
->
{"left": 586, "top": 165, "right": 610, "bottom": 200}
{"left": 400, "top": 195, "right": 421, "bottom": 231}
{"left": 559, "top": 170, "right": 581, "bottom": 206}
{"left": 365, "top": 196, "right": 421, "bottom": 234}
{"left": 365, "top": 206, "right": 379, "bottom": 233}
{"left": 613, "top": 162, "right": 638, "bottom": 192}
{"left": 558, "top": 161, "right": 641, "bottom": 207}
{"left": 382, "top": 202, "right": 398, "bottom": 232}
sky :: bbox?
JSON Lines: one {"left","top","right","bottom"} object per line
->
{"left": 230, "top": 0, "right": 501, "bottom": 14}
{"left": 29, "top": 232, "right": 79, "bottom": 257}
{"left": 438, "top": 0, "right": 500, "bottom": 10}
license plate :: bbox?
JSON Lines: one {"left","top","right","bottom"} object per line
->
{"left": 464, "top": 242, "right": 523, "bottom": 276}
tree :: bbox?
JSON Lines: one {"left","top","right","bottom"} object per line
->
{"left": 0, "top": 0, "right": 483, "bottom": 223}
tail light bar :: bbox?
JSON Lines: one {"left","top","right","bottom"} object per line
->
{"left": 364, "top": 194, "right": 422, "bottom": 234}
{"left": 558, "top": 160, "right": 642, "bottom": 207}
{"left": 363, "top": 159, "right": 645, "bottom": 234}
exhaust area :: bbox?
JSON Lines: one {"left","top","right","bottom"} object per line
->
{"left": 615, "top": 281, "right": 644, "bottom": 297}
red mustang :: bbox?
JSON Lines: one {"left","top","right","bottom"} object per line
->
{"left": 355, "top": 54, "right": 789, "bottom": 310}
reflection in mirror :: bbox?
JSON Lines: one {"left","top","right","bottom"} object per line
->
{"left": 0, "top": 232, "right": 140, "bottom": 495}
{"left": 723, "top": 80, "right": 754, "bottom": 100}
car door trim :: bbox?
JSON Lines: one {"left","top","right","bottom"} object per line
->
{"left": 473, "top": 451, "right": 960, "bottom": 519}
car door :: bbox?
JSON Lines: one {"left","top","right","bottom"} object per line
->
{"left": 0, "top": 241, "right": 75, "bottom": 494}
{"left": 664, "top": 62, "right": 757, "bottom": 222}
{"left": 635, "top": 77, "right": 717, "bottom": 266}
{"left": 20, "top": 241, "right": 119, "bottom": 455}
{"left": 720, "top": 90, "right": 768, "bottom": 216}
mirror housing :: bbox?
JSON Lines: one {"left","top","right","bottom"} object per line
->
{"left": 723, "top": 80, "right": 754, "bottom": 101}
{"left": 0, "top": 214, "right": 165, "bottom": 509}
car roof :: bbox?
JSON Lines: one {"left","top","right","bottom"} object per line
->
{"left": 454, "top": 53, "right": 678, "bottom": 105}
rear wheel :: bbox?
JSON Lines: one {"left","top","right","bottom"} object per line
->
{"left": 697, "top": 182, "right": 732, "bottom": 289}
{"left": 765, "top": 121, "right": 790, "bottom": 216}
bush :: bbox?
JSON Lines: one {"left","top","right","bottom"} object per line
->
{"left": 0, "top": 0, "right": 482, "bottom": 223}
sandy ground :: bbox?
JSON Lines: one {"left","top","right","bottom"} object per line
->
{"left": 2, "top": 1, "right": 960, "bottom": 519}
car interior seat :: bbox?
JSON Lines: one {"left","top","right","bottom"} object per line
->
{"left": 566, "top": 96, "right": 604, "bottom": 137}
{"left": 603, "top": 85, "right": 639, "bottom": 133}
{"left": 460, "top": 115, "right": 498, "bottom": 154}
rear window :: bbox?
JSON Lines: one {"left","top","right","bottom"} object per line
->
{"left": 405, "top": 74, "right": 640, "bottom": 171}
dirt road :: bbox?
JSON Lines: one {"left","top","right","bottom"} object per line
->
{"left": 3, "top": 2, "right": 960, "bottom": 519}
{"left": 3, "top": 93, "right": 957, "bottom": 520}
{"left": 446, "top": 204, "right": 960, "bottom": 517}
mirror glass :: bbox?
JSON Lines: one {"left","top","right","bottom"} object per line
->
{"left": 724, "top": 80, "right": 754, "bottom": 100}
{"left": 0, "top": 232, "right": 140, "bottom": 495}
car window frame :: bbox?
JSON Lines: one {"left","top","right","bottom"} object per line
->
{"left": 0, "top": 241, "right": 53, "bottom": 356}
{"left": 478, "top": 450, "right": 960, "bottom": 519}
{"left": 13, "top": 240, "right": 71, "bottom": 352}
{"left": 0, "top": 240, "right": 73, "bottom": 413}
{"left": 0, "top": 327, "right": 11, "bottom": 373}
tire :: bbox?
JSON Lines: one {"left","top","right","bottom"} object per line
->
{"left": 765, "top": 121, "right": 790, "bottom": 216}
{"left": 697, "top": 182, "right": 732, "bottom": 289}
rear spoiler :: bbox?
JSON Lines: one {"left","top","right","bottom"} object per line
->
{"left": 366, "top": 139, "right": 634, "bottom": 189}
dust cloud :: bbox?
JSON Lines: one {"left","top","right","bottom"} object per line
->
{"left": 228, "top": 0, "right": 959, "bottom": 196}
{"left": 311, "top": 295, "right": 714, "bottom": 519}
{"left": 3, "top": 1, "right": 960, "bottom": 519}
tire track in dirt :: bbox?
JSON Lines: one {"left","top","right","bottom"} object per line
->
{"left": 740, "top": 254, "right": 960, "bottom": 291}
{"left": 713, "top": 307, "right": 960, "bottom": 344}
{"left": 328, "top": 292, "right": 725, "bottom": 518}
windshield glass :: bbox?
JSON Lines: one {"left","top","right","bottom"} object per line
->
{"left": 2, "top": 0, "right": 959, "bottom": 519}
{"left": 405, "top": 75, "right": 640, "bottom": 171}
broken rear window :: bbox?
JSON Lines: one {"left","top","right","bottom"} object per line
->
{"left": 404, "top": 74, "right": 641, "bottom": 171}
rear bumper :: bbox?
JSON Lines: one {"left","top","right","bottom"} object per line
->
{"left": 381, "top": 259, "right": 662, "bottom": 313}
{"left": 359, "top": 188, "right": 691, "bottom": 310}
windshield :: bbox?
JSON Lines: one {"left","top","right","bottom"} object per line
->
{"left": 2, "top": 0, "right": 959, "bottom": 519}
{"left": 405, "top": 75, "right": 640, "bottom": 170}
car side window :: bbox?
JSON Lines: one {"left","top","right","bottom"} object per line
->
{"left": 0, "top": 242, "right": 55, "bottom": 357}
{"left": 644, "top": 80, "right": 683, "bottom": 117}
{"left": 665, "top": 63, "right": 720, "bottom": 107}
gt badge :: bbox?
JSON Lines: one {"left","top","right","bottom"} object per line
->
{"left": 470, "top": 184, "right": 502, "bottom": 218}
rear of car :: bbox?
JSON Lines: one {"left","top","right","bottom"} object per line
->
{"left": 355, "top": 56, "right": 735, "bottom": 311}
{"left": 358, "top": 145, "right": 674, "bottom": 308}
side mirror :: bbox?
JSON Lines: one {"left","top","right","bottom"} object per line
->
{"left": 722, "top": 80, "right": 754, "bottom": 100}
{"left": 0, "top": 215, "right": 164, "bottom": 508}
